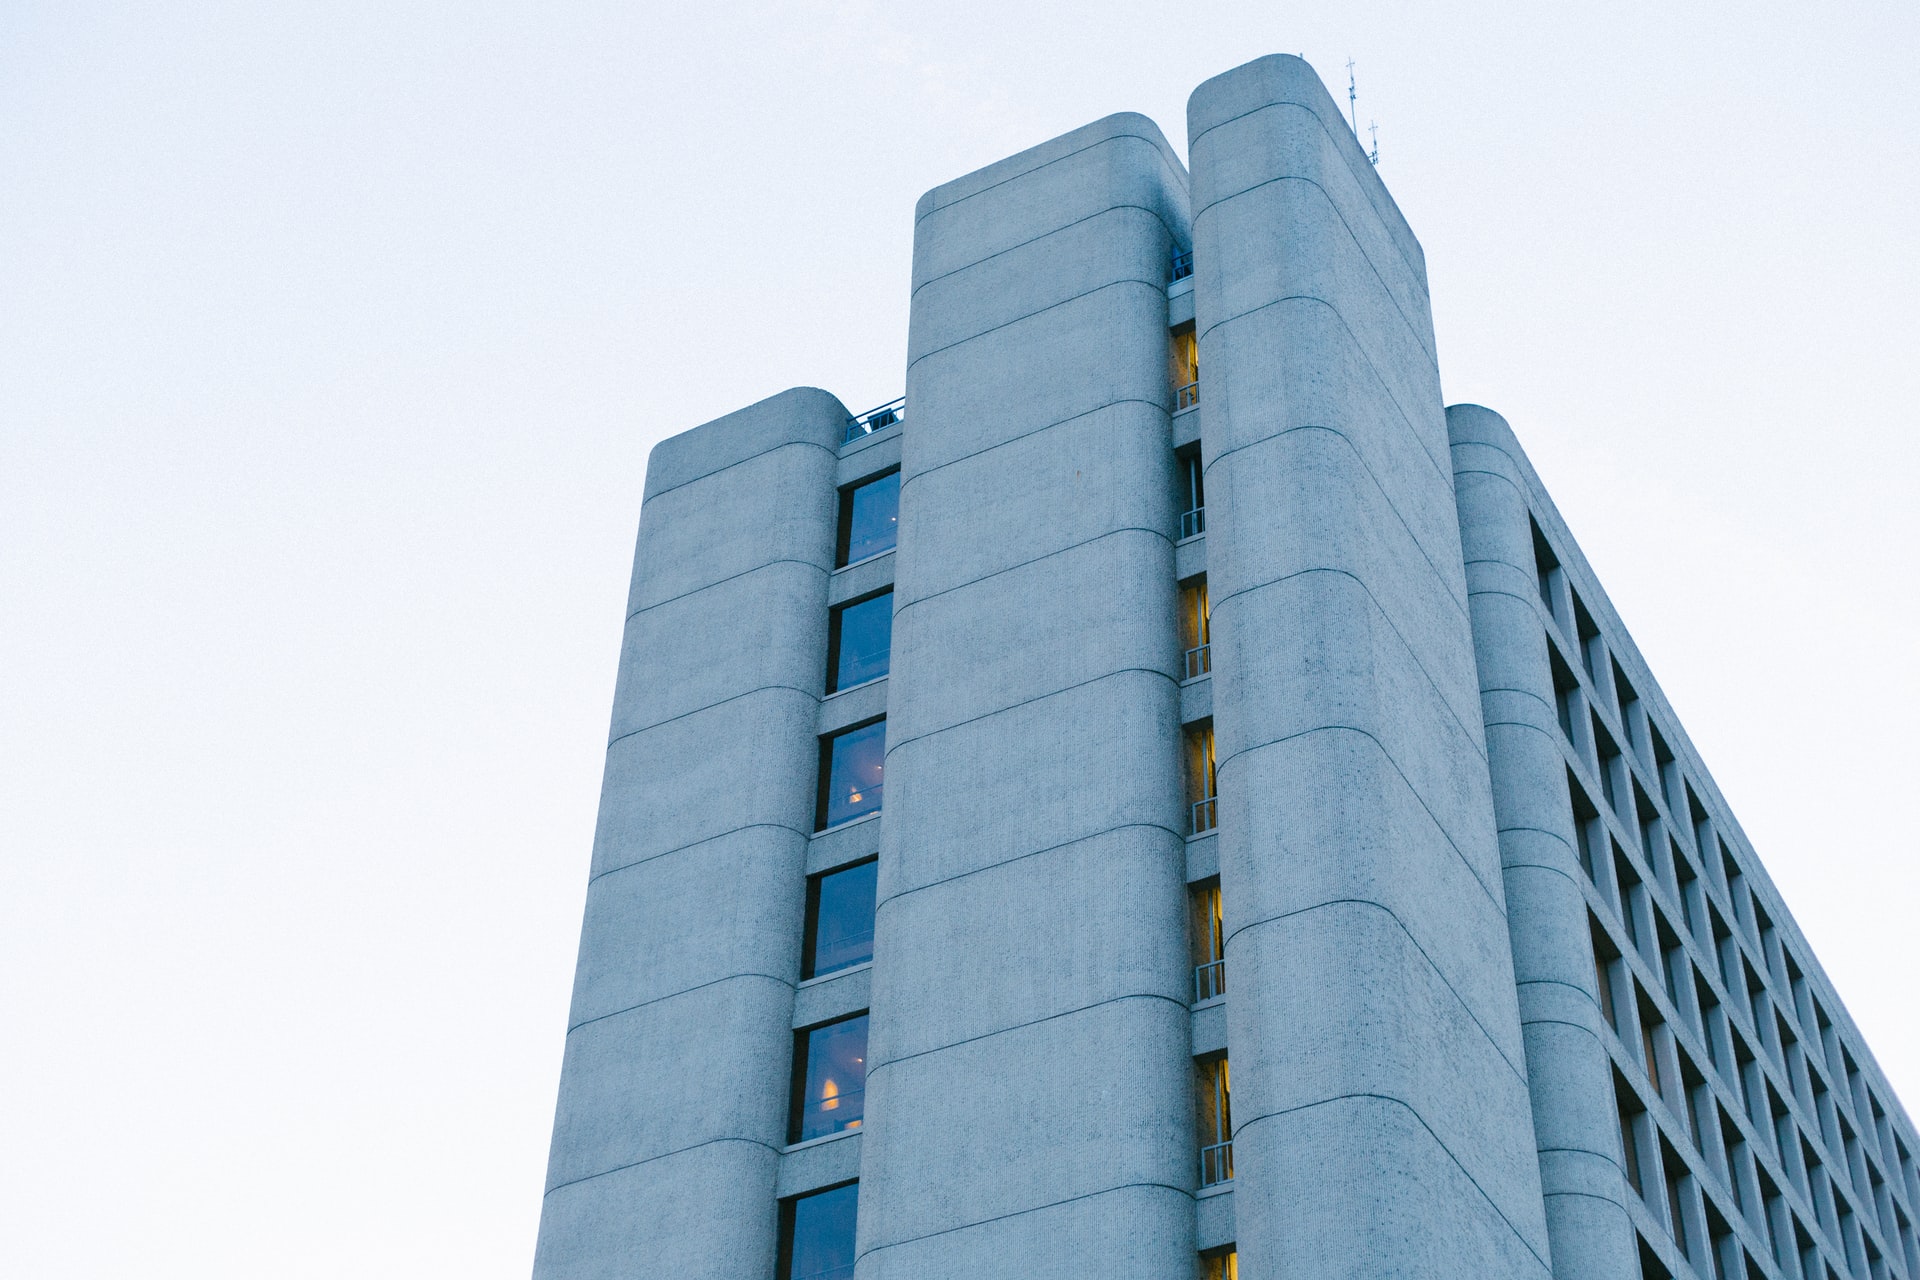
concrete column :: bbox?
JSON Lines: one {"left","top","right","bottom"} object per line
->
{"left": 1450, "top": 402, "right": 1639, "bottom": 1279}
{"left": 854, "top": 115, "right": 1196, "bottom": 1277}
{"left": 533, "top": 388, "right": 846, "bottom": 1280}
{"left": 1186, "top": 55, "right": 1554, "bottom": 1277}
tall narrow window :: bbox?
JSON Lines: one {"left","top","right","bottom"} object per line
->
{"left": 1186, "top": 723, "right": 1217, "bottom": 835}
{"left": 1181, "top": 577, "right": 1211, "bottom": 680}
{"left": 1592, "top": 915, "right": 1622, "bottom": 1032}
{"left": 789, "top": 1014, "right": 869, "bottom": 1143}
{"left": 1170, "top": 322, "right": 1198, "bottom": 410}
{"left": 1531, "top": 515, "right": 1560, "bottom": 613}
{"left": 803, "top": 859, "right": 878, "bottom": 979}
{"left": 817, "top": 719, "right": 884, "bottom": 830}
{"left": 1191, "top": 881, "right": 1225, "bottom": 1002}
{"left": 1618, "top": 1072, "right": 1648, "bottom": 1198}
{"left": 826, "top": 590, "right": 893, "bottom": 693}
{"left": 1202, "top": 1248, "right": 1238, "bottom": 1280}
{"left": 1177, "top": 446, "right": 1205, "bottom": 539}
{"left": 1197, "top": 1055, "right": 1233, "bottom": 1186}
{"left": 836, "top": 470, "right": 899, "bottom": 567}
{"left": 778, "top": 1182, "right": 858, "bottom": 1280}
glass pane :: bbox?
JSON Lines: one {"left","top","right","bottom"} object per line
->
{"left": 829, "top": 592, "right": 893, "bottom": 692}
{"left": 794, "top": 1015, "right": 868, "bottom": 1142}
{"left": 840, "top": 472, "right": 899, "bottom": 566}
{"left": 820, "top": 720, "right": 884, "bottom": 829}
{"left": 784, "top": 1182, "right": 858, "bottom": 1280}
{"left": 806, "top": 861, "right": 877, "bottom": 978}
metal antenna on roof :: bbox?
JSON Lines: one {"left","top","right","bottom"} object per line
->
{"left": 1346, "top": 58, "right": 1360, "bottom": 138}
{"left": 1368, "top": 119, "right": 1380, "bottom": 166}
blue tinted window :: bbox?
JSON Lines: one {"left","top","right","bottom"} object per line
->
{"left": 781, "top": 1182, "right": 857, "bottom": 1280}
{"left": 804, "top": 860, "right": 877, "bottom": 978}
{"left": 790, "top": 1014, "right": 868, "bottom": 1143}
{"left": 827, "top": 592, "right": 892, "bottom": 692}
{"left": 838, "top": 472, "right": 899, "bottom": 566}
{"left": 818, "top": 720, "right": 883, "bottom": 829}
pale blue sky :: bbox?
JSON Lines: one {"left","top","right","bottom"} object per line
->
{"left": 3, "top": 3, "right": 1916, "bottom": 1275}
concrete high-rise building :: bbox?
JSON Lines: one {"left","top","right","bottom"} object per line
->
{"left": 532, "top": 54, "right": 1918, "bottom": 1280}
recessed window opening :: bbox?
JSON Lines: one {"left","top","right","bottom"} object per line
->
{"left": 1592, "top": 915, "right": 1623, "bottom": 1032}
{"left": 817, "top": 719, "right": 885, "bottom": 830}
{"left": 1177, "top": 446, "right": 1206, "bottom": 539}
{"left": 1638, "top": 1233, "right": 1672, "bottom": 1280}
{"left": 1197, "top": 1054, "right": 1233, "bottom": 1187}
{"left": 1572, "top": 591, "right": 1602, "bottom": 680}
{"left": 1181, "top": 576, "right": 1211, "bottom": 680}
{"left": 1170, "top": 321, "right": 1198, "bottom": 410}
{"left": 789, "top": 1013, "right": 869, "bottom": 1144}
{"left": 1530, "top": 515, "right": 1560, "bottom": 613}
{"left": 826, "top": 590, "right": 893, "bottom": 693}
{"left": 1569, "top": 770, "right": 1600, "bottom": 880}
{"left": 777, "top": 1182, "right": 858, "bottom": 1280}
{"left": 1592, "top": 713, "right": 1623, "bottom": 816}
{"left": 836, "top": 470, "right": 899, "bottom": 568}
{"left": 802, "top": 858, "right": 878, "bottom": 980}
{"left": 1186, "top": 723, "right": 1217, "bottom": 835}
{"left": 1663, "top": 1140, "right": 1693, "bottom": 1259}
{"left": 1202, "top": 1247, "right": 1238, "bottom": 1280}
{"left": 1191, "top": 880, "right": 1226, "bottom": 1002}
{"left": 1618, "top": 1071, "right": 1649, "bottom": 1198}
{"left": 1551, "top": 645, "right": 1581, "bottom": 744}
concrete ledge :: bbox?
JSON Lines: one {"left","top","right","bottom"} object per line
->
{"left": 776, "top": 1129, "right": 861, "bottom": 1198}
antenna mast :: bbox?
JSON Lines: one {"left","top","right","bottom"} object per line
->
{"left": 1368, "top": 120, "right": 1380, "bottom": 166}
{"left": 1346, "top": 58, "right": 1359, "bottom": 137}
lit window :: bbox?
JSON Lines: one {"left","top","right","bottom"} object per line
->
{"left": 1191, "top": 881, "right": 1225, "bottom": 1002}
{"left": 778, "top": 1182, "right": 857, "bottom": 1280}
{"left": 1181, "top": 577, "right": 1211, "bottom": 680}
{"left": 817, "top": 720, "right": 884, "bottom": 830}
{"left": 1186, "top": 724, "right": 1217, "bottom": 834}
{"left": 826, "top": 591, "right": 893, "bottom": 693}
{"left": 1170, "top": 322, "right": 1198, "bottom": 410}
{"left": 790, "top": 1014, "right": 869, "bottom": 1143}
{"left": 837, "top": 471, "right": 899, "bottom": 567}
{"left": 1203, "top": 1248, "right": 1238, "bottom": 1280}
{"left": 803, "top": 859, "right": 877, "bottom": 979}
{"left": 1198, "top": 1055, "right": 1233, "bottom": 1186}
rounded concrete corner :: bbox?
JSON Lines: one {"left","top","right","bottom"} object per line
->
{"left": 642, "top": 386, "right": 851, "bottom": 503}
{"left": 1187, "top": 53, "right": 1323, "bottom": 142}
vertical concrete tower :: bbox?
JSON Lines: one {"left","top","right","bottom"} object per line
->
{"left": 1451, "top": 402, "right": 1641, "bottom": 1279}
{"left": 533, "top": 391, "right": 848, "bottom": 1278}
{"left": 1186, "top": 55, "right": 1554, "bottom": 1276}
{"left": 853, "top": 114, "right": 1198, "bottom": 1277}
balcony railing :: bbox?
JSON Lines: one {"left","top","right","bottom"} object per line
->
{"left": 1170, "top": 248, "right": 1194, "bottom": 283}
{"left": 1184, "top": 643, "right": 1211, "bottom": 681}
{"left": 1200, "top": 1139, "right": 1234, "bottom": 1187}
{"left": 844, "top": 397, "right": 904, "bottom": 444}
{"left": 1194, "top": 958, "right": 1226, "bottom": 1003}
{"left": 1190, "top": 795, "right": 1217, "bottom": 835}
{"left": 1174, "top": 380, "right": 1199, "bottom": 412}
{"left": 1179, "top": 505, "right": 1205, "bottom": 540}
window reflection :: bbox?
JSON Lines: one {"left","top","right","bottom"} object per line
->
{"left": 837, "top": 471, "right": 899, "bottom": 567}
{"left": 779, "top": 1182, "right": 857, "bottom": 1280}
{"left": 818, "top": 720, "right": 884, "bottom": 830}
{"left": 827, "top": 591, "right": 893, "bottom": 693}
{"left": 804, "top": 859, "right": 877, "bottom": 979}
{"left": 790, "top": 1014, "right": 869, "bottom": 1143}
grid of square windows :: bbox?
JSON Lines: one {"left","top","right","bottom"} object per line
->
{"left": 1531, "top": 512, "right": 1920, "bottom": 1280}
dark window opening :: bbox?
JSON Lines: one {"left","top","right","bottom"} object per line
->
{"left": 803, "top": 859, "right": 878, "bottom": 980}
{"left": 817, "top": 719, "right": 885, "bottom": 830}
{"left": 1191, "top": 880, "right": 1225, "bottom": 1002}
{"left": 1181, "top": 576, "right": 1211, "bottom": 680}
{"left": 1177, "top": 445, "right": 1206, "bottom": 539}
{"left": 778, "top": 1182, "right": 858, "bottom": 1280}
{"left": 826, "top": 590, "right": 893, "bottom": 693}
{"left": 1186, "top": 722, "right": 1217, "bottom": 835}
{"left": 836, "top": 470, "right": 899, "bottom": 567}
{"left": 1197, "top": 1055, "right": 1233, "bottom": 1186}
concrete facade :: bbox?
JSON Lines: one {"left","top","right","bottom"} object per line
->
{"left": 534, "top": 54, "right": 1920, "bottom": 1280}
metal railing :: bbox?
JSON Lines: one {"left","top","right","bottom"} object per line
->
{"left": 1194, "top": 958, "right": 1226, "bottom": 1003}
{"left": 1179, "top": 505, "right": 1206, "bottom": 540}
{"left": 1184, "top": 643, "right": 1211, "bottom": 681}
{"left": 844, "top": 397, "right": 904, "bottom": 444}
{"left": 1200, "top": 1139, "right": 1234, "bottom": 1186}
{"left": 1170, "top": 248, "right": 1194, "bottom": 282}
{"left": 1190, "top": 795, "right": 1217, "bottom": 835}
{"left": 1174, "top": 380, "right": 1199, "bottom": 411}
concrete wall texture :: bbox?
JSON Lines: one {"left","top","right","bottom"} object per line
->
{"left": 532, "top": 54, "right": 1920, "bottom": 1280}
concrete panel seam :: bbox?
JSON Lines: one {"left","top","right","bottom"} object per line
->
{"left": 874, "top": 821, "right": 1185, "bottom": 913}
{"left": 893, "top": 526, "right": 1171, "bottom": 615}
{"left": 907, "top": 276, "right": 1165, "bottom": 372}
{"left": 626, "top": 558, "right": 829, "bottom": 623}
{"left": 1188, "top": 96, "right": 1420, "bottom": 282}
{"left": 590, "top": 821, "right": 810, "bottom": 885}
{"left": 915, "top": 129, "right": 1187, "bottom": 227}
{"left": 543, "top": 1134, "right": 781, "bottom": 1198}
{"left": 1199, "top": 296, "right": 1449, "bottom": 484}
{"left": 1217, "top": 725, "right": 1503, "bottom": 911}
{"left": 1211, "top": 566, "right": 1485, "bottom": 763}
{"left": 1462, "top": 583, "right": 1552, "bottom": 631}
{"left": 866, "top": 991, "right": 1189, "bottom": 1076}
{"left": 911, "top": 203, "right": 1183, "bottom": 298}
{"left": 854, "top": 1181, "right": 1193, "bottom": 1264}
{"left": 1195, "top": 174, "right": 1435, "bottom": 366}
{"left": 1233, "top": 1096, "right": 1553, "bottom": 1273}
{"left": 1491, "top": 829, "right": 1579, "bottom": 870}
{"left": 882, "top": 665, "right": 1178, "bottom": 756}
{"left": 1204, "top": 423, "right": 1467, "bottom": 618}
{"left": 898, "top": 399, "right": 1168, "bottom": 493}
{"left": 605, "top": 684, "right": 816, "bottom": 749}
{"left": 1224, "top": 899, "right": 1529, "bottom": 1082}
{"left": 640, "top": 438, "right": 838, "bottom": 506}
{"left": 566, "top": 971, "right": 795, "bottom": 1035}
{"left": 1450, "top": 463, "right": 1528, "bottom": 508}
